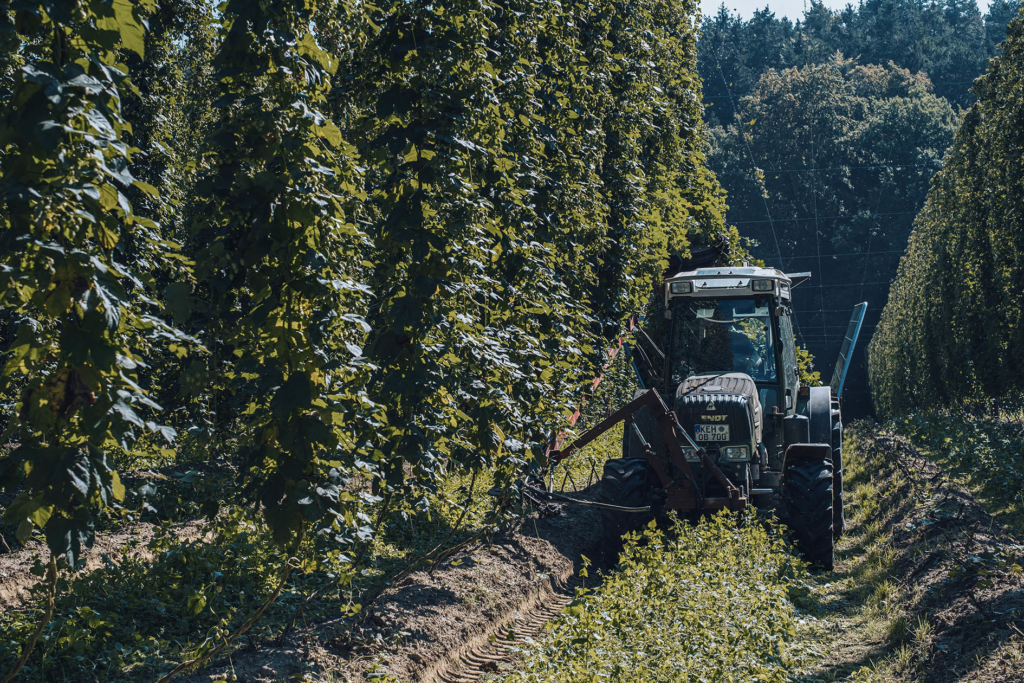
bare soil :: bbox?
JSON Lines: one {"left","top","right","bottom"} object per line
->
{"left": 187, "top": 500, "right": 603, "bottom": 683}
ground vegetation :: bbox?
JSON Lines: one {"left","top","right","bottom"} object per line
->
{"left": 507, "top": 512, "right": 809, "bottom": 683}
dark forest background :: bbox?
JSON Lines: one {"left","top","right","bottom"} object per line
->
{"left": 697, "top": 0, "right": 1021, "bottom": 416}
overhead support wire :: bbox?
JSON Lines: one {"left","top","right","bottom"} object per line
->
{"left": 782, "top": 250, "right": 905, "bottom": 259}
{"left": 859, "top": 175, "right": 889, "bottom": 303}
{"left": 715, "top": 162, "right": 940, "bottom": 175}
{"left": 711, "top": 46, "right": 806, "bottom": 348}
{"left": 810, "top": 135, "right": 828, "bottom": 343}
{"left": 732, "top": 211, "right": 917, "bottom": 225}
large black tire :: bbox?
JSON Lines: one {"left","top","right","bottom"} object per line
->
{"left": 831, "top": 397, "right": 845, "bottom": 537}
{"left": 600, "top": 458, "right": 653, "bottom": 566}
{"left": 786, "top": 458, "right": 835, "bottom": 570}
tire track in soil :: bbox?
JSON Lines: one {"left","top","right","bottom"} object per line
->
{"left": 435, "top": 574, "right": 593, "bottom": 682}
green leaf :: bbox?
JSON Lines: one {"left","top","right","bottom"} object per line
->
{"left": 99, "top": 184, "right": 120, "bottom": 212}
{"left": 111, "top": 471, "right": 125, "bottom": 502}
{"left": 114, "top": 0, "right": 146, "bottom": 57}
{"left": 188, "top": 593, "right": 207, "bottom": 615}
{"left": 3, "top": 492, "right": 53, "bottom": 543}
{"left": 316, "top": 121, "right": 344, "bottom": 148}
{"left": 132, "top": 179, "right": 159, "bottom": 198}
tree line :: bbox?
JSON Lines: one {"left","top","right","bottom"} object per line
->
{"left": 700, "top": 0, "right": 1019, "bottom": 114}
{"left": 869, "top": 6, "right": 1024, "bottom": 415}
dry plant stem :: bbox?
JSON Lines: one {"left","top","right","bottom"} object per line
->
{"left": 350, "top": 521, "right": 491, "bottom": 627}
{"left": 427, "top": 469, "right": 477, "bottom": 574}
{"left": 155, "top": 532, "right": 302, "bottom": 683}
{"left": 2, "top": 554, "right": 57, "bottom": 683}
{"left": 367, "top": 528, "right": 488, "bottom": 611}
{"left": 427, "top": 526, "right": 484, "bottom": 575}
{"left": 318, "top": 473, "right": 494, "bottom": 630}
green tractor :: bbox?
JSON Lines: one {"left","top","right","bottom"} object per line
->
{"left": 548, "top": 264, "right": 866, "bottom": 570}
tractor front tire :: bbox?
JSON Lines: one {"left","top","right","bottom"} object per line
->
{"left": 600, "top": 457, "right": 652, "bottom": 567}
{"left": 785, "top": 457, "right": 835, "bottom": 571}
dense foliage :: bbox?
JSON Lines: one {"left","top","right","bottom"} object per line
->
{"left": 869, "top": 6, "right": 1024, "bottom": 414}
{"left": 0, "top": 0, "right": 189, "bottom": 569}
{"left": 506, "top": 513, "right": 808, "bottom": 683}
{"left": 0, "top": 0, "right": 731, "bottom": 678}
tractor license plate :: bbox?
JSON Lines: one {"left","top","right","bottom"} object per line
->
{"left": 695, "top": 424, "right": 730, "bottom": 442}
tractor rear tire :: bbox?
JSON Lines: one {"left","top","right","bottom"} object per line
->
{"left": 786, "top": 457, "right": 835, "bottom": 571}
{"left": 831, "top": 397, "right": 845, "bottom": 537}
{"left": 600, "top": 457, "right": 653, "bottom": 567}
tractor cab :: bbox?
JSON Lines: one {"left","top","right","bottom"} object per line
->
{"left": 664, "top": 266, "right": 798, "bottom": 415}
{"left": 659, "top": 267, "right": 804, "bottom": 480}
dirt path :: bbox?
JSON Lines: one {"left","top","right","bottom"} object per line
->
{"left": 435, "top": 573, "right": 590, "bottom": 683}
{"left": 799, "top": 423, "right": 1024, "bottom": 682}
{"left": 186, "top": 499, "right": 604, "bottom": 683}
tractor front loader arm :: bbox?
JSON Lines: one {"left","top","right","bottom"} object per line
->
{"left": 549, "top": 389, "right": 747, "bottom": 512}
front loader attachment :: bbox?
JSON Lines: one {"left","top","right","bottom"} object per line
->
{"left": 549, "top": 389, "right": 747, "bottom": 513}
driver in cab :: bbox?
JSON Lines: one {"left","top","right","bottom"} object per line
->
{"left": 729, "top": 331, "right": 764, "bottom": 379}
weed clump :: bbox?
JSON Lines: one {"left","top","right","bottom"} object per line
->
{"left": 506, "top": 512, "right": 809, "bottom": 683}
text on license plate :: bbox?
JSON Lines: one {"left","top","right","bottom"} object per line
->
{"left": 695, "top": 424, "right": 730, "bottom": 441}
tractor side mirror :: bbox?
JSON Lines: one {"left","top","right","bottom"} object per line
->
{"left": 785, "top": 389, "right": 793, "bottom": 410}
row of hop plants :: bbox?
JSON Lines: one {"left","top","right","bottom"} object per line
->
{"left": 868, "top": 5, "right": 1024, "bottom": 417}
{"left": 505, "top": 513, "right": 811, "bottom": 683}
{"left": 0, "top": 0, "right": 734, "bottom": 679}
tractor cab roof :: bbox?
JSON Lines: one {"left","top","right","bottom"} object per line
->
{"left": 687, "top": 266, "right": 786, "bottom": 279}
{"left": 663, "top": 266, "right": 810, "bottom": 306}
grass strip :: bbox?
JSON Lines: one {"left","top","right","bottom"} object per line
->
{"left": 892, "top": 408, "right": 1024, "bottom": 534}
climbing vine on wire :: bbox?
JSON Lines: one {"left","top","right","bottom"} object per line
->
{"left": 0, "top": 0, "right": 734, "bottom": 679}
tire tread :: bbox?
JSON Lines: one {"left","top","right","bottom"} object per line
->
{"left": 786, "top": 457, "right": 835, "bottom": 570}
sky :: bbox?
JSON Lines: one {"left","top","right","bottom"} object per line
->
{"left": 700, "top": 0, "right": 994, "bottom": 21}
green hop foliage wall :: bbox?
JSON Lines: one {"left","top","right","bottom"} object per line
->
{"left": 0, "top": 0, "right": 191, "bottom": 566}
{"left": 870, "top": 5, "right": 1024, "bottom": 415}
{"left": 0, "top": 0, "right": 731, "bottom": 574}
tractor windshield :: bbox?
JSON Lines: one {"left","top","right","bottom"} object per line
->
{"left": 669, "top": 297, "right": 777, "bottom": 385}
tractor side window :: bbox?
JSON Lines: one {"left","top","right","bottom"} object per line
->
{"left": 779, "top": 313, "right": 798, "bottom": 391}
